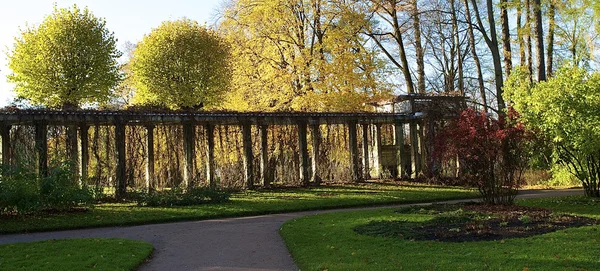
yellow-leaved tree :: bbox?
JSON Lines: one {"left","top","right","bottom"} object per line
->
{"left": 131, "top": 19, "right": 231, "bottom": 110}
{"left": 7, "top": 5, "right": 122, "bottom": 109}
{"left": 219, "top": 0, "right": 391, "bottom": 112}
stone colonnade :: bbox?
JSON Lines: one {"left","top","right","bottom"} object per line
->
{"left": 0, "top": 111, "right": 426, "bottom": 197}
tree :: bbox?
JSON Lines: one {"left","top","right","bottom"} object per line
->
{"left": 500, "top": 0, "right": 512, "bottom": 78}
{"left": 6, "top": 5, "right": 122, "bottom": 109}
{"left": 131, "top": 19, "right": 231, "bottom": 110}
{"left": 505, "top": 66, "right": 600, "bottom": 197}
{"left": 469, "top": 0, "right": 506, "bottom": 111}
{"left": 220, "top": 0, "right": 388, "bottom": 112}
{"left": 553, "top": 0, "right": 598, "bottom": 69}
{"left": 410, "top": 0, "right": 426, "bottom": 94}
{"left": 463, "top": 0, "right": 488, "bottom": 112}
{"left": 546, "top": 0, "right": 556, "bottom": 77}
{"left": 366, "top": 0, "right": 416, "bottom": 94}
{"left": 533, "top": 0, "right": 546, "bottom": 81}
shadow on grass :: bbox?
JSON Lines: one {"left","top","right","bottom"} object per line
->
{"left": 0, "top": 184, "right": 477, "bottom": 234}
{"left": 281, "top": 203, "right": 600, "bottom": 271}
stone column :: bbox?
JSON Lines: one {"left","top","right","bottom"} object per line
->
{"left": 241, "top": 123, "right": 254, "bottom": 189}
{"left": 145, "top": 125, "right": 155, "bottom": 192}
{"left": 310, "top": 123, "right": 321, "bottom": 185}
{"left": 205, "top": 124, "right": 216, "bottom": 188}
{"left": 115, "top": 123, "right": 126, "bottom": 198}
{"left": 410, "top": 121, "right": 421, "bottom": 178}
{"left": 79, "top": 125, "right": 90, "bottom": 185}
{"left": 67, "top": 125, "right": 78, "bottom": 178}
{"left": 183, "top": 122, "right": 196, "bottom": 188}
{"left": 259, "top": 125, "right": 270, "bottom": 187}
{"left": 0, "top": 124, "right": 11, "bottom": 167}
{"left": 348, "top": 121, "right": 360, "bottom": 182}
{"left": 371, "top": 124, "right": 382, "bottom": 179}
{"left": 298, "top": 122, "right": 309, "bottom": 186}
{"left": 394, "top": 120, "right": 406, "bottom": 178}
{"left": 35, "top": 122, "right": 48, "bottom": 178}
{"left": 362, "top": 124, "right": 370, "bottom": 180}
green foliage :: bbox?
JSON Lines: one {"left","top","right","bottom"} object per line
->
{"left": 0, "top": 238, "right": 153, "bottom": 271}
{"left": 0, "top": 165, "right": 40, "bottom": 214}
{"left": 505, "top": 66, "right": 600, "bottom": 196}
{"left": 39, "top": 162, "right": 93, "bottom": 210}
{"left": 548, "top": 165, "right": 580, "bottom": 187}
{"left": 0, "top": 163, "right": 93, "bottom": 215}
{"left": 132, "top": 19, "right": 231, "bottom": 109}
{"left": 6, "top": 4, "right": 122, "bottom": 108}
{"left": 134, "top": 187, "right": 231, "bottom": 207}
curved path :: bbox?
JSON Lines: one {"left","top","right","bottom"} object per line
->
{"left": 0, "top": 189, "right": 582, "bottom": 271}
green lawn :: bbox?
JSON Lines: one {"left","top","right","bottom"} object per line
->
{"left": 280, "top": 195, "right": 600, "bottom": 271}
{"left": 0, "top": 238, "right": 153, "bottom": 271}
{"left": 0, "top": 183, "right": 477, "bottom": 234}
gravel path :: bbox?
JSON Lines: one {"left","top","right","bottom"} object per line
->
{"left": 0, "top": 189, "right": 583, "bottom": 271}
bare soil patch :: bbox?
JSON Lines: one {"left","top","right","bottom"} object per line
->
{"left": 354, "top": 203, "right": 598, "bottom": 242}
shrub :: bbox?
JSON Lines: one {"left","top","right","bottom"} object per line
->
{"left": 0, "top": 165, "right": 40, "bottom": 214}
{"left": 39, "top": 162, "right": 93, "bottom": 211}
{"left": 434, "top": 108, "right": 530, "bottom": 205}
{"left": 0, "top": 162, "right": 93, "bottom": 215}
{"left": 505, "top": 66, "right": 600, "bottom": 197}
{"left": 135, "top": 187, "right": 231, "bottom": 207}
{"left": 548, "top": 165, "right": 580, "bottom": 187}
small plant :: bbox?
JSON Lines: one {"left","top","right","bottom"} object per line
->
{"left": 519, "top": 215, "right": 532, "bottom": 224}
{"left": 135, "top": 186, "right": 231, "bottom": 207}
{"left": 500, "top": 221, "right": 509, "bottom": 227}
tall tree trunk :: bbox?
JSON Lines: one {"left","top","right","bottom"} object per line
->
{"left": 464, "top": 0, "right": 488, "bottom": 112}
{"left": 411, "top": 0, "right": 426, "bottom": 94}
{"left": 471, "top": 0, "right": 505, "bottom": 111}
{"left": 533, "top": 0, "right": 546, "bottom": 81}
{"left": 391, "top": 4, "right": 416, "bottom": 93}
{"left": 500, "top": 0, "right": 513, "bottom": 78}
{"left": 526, "top": 0, "right": 534, "bottom": 82}
{"left": 517, "top": 0, "right": 526, "bottom": 67}
{"left": 546, "top": 1, "right": 555, "bottom": 77}
{"left": 571, "top": 21, "right": 579, "bottom": 66}
{"left": 451, "top": 0, "right": 465, "bottom": 95}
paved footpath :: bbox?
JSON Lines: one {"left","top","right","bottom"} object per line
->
{"left": 0, "top": 189, "right": 583, "bottom": 271}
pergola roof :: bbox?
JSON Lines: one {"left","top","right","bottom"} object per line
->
{"left": 0, "top": 109, "right": 419, "bottom": 126}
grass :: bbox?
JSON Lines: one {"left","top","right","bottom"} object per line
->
{"left": 0, "top": 238, "right": 153, "bottom": 271}
{"left": 280, "top": 195, "right": 600, "bottom": 271}
{"left": 0, "top": 182, "right": 477, "bottom": 234}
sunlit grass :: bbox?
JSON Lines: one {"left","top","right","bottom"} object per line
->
{"left": 0, "top": 182, "right": 477, "bottom": 234}
{"left": 280, "top": 195, "right": 600, "bottom": 271}
{"left": 0, "top": 238, "right": 153, "bottom": 271}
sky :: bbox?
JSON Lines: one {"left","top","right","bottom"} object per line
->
{"left": 0, "top": 0, "right": 224, "bottom": 107}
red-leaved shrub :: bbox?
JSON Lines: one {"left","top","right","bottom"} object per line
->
{"left": 435, "top": 108, "right": 529, "bottom": 204}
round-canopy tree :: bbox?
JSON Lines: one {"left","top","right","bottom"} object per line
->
{"left": 131, "top": 19, "right": 231, "bottom": 109}
{"left": 7, "top": 5, "right": 122, "bottom": 109}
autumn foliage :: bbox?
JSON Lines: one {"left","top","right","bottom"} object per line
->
{"left": 435, "top": 108, "right": 529, "bottom": 204}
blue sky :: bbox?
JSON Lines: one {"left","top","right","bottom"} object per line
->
{"left": 0, "top": 0, "right": 223, "bottom": 107}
